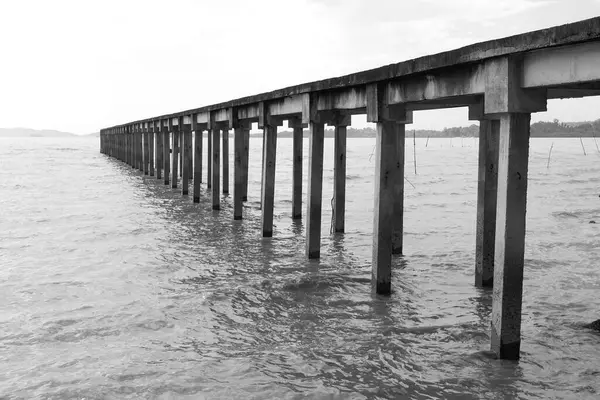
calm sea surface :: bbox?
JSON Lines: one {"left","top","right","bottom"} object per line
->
{"left": 1, "top": 135, "right": 599, "bottom": 399}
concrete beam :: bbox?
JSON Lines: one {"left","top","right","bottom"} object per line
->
{"left": 522, "top": 41, "right": 600, "bottom": 88}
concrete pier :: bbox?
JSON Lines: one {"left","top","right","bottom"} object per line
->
{"left": 392, "top": 123, "right": 406, "bottom": 255}
{"left": 172, "top": 121, "right": 179, "bottom": 189}
{"left": 306, "top": 120, "right": 325, "bottom": 259}
{"left": 143, "top": 129, "right": 149, "bottom": 175}
{"left": 163, "top": 122, "right": 170, "bottom": 186}
{"left": 222, "top": 128, "right": 229, "bottom": 195}
{"left": 193, "top": 120, "right": 202, "bottom": 203}
{"left": 241, "top": 128, "right": 250, "bottom": 202}
{"left": 475, "top": 118, "right": 499, "bottom": 287}
{"left": 207, "top": 127, "right": 212, "bottom": 190}
{"left": 290, "top": 118, "right": 303, "bottom": 220}
{"left": 99, "top": 17, "right": 600, "bottom": 360}
{"left": 212, "top": 127, "right": 221, "bottom": 210}
{"left": 491, "top": 113, "right": 532, "bottom": 360}
{"left": 155, "top": 122, "right": 162, "bottom": 180}
{"left": 149, "top": 124, "right": 155, "bottom": 177}
{"left": 181, "top": 122, "right": 191, "bottom": 195}
{"left": 261, "top": 122, "right": 278, "bottom": 237}
{"left": 332, "top": 115, "right": 351, "bottom": 233}
{"left": 233, "top": 126, "right": 244, "bottom": 220}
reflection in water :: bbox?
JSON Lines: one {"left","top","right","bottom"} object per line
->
{"left": 1, "top": 137, "right": 599, "bottom": 399}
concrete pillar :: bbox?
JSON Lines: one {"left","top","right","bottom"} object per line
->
{"left": 149, "top": 129, "right": 155, "bottom": 177}
{"left": 172, "top": 127, "right": 179, "bottom": 189}
{"left": 193, "top": 129, "right": 202, "bottom": 203}
{"left": 333, "top": 123, "right": 348, "bottom": 232}
{"left": 132, "top": 129, "right": 136, "bottom": 168}
{"left": 306, "top": 121, "right": 325, "bottom": 258}
{"left": 261, "top": 124, "right": 277, "bottom": 236}
{"left": 207, "top": 128, "right": 212, "bottom": 189}
{"left": 373, "top": 121, "right": 398, "bottom": 295}
{"left": 212, "top": 127, "right": 221, "bottom": 210}
{"left": 291, "top": 120, "right": 303, "bottom": 220}
{"left": 392, "top": 124, "right": 406, "bottom": 254}
{"left": 179, "top": 131, "right": 183, "bottom": 178}
{"left": 260, "top": 129, "right": 266, "bottom": 209}
{"left": 475, "top": 119, "right": 499, "bottom": 287}
{"left": 143, "top": 131, "right": 149, "bottom": 175}
{"left": 156, "top": 128, "right": 163, "bottom": 180}
{"left": 491, "top": 113, "right": 531, "bottom": 360}
{"left": 233, "top": 126, "right": 244, "bottom": 220}
{"left": 223, "top": 128, "right": 229, "bottom": 194}
{"left": 241, "top": 128, "right": 250, "bottom": 202}
{"left": 138, "top": 129, "right": 144, "bottom": 172}
{"left": 163, "top": 128, "right": 170, "bottom": 186}
{"left": 182, "top": 127, "right": 190, "bottom": 195}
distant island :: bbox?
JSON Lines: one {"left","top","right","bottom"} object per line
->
{"left": 0, "top": 128, "right": 99, "bottom": 137}
{"left": 3, "top": 118, "right": 600, "bottom": 139}
{"left": 0, "top": 128, "right": 77, "bottom": 137}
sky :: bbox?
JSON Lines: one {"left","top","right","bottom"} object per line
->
{"left": 1, "top": 0, "right": 600, "bottom": 134}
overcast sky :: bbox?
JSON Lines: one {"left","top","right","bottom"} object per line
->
{"left": 1, "top": 0, "right": 600, "bottom": 134}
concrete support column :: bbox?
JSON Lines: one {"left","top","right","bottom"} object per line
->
{"left": 261, "top": 124, "right": 277, "bottom": 236}
{"left": 156, "top": 129, "right": 163, "bottom": 180}
{"left": 149, "top": 129, "right": 155, "bottom": 177}
{"left": 193, "top": 128, "right": 203, "bottom": 203}
{"left": 163, "top": 128, "right": 170, "bottom": 186}
{"left": 172, "top": 126, "right": 179, "bottom": 189}
{"left": 306, "top": 121, "right": 325, "bottom": 258}
{"left": 241, "top": 128, "right": 250, "bottom": 202}
{"left": 332, "top": 117, "right": 350, "bottom": 232}
{"left": 132, "top": 129, "right": 136, "bottom": 168}
{"left": 138, "top": 129, "right": 144, "bottom": 172}
{"left": 207, "top": 129, "right": 212, "bottom": 189}
{"left": 233, "top": 126, "right": 244, "bottom": 220}
{"left": 143, "top": 131, "right": 149, "bottom": 175}
{"left": 373, "top": 120, "right": 399, "bottom": 295}
{"left": 491, "top": 112, "right": 531, "bottom": 360}
{"left": 179, "top": 131, "right": 183, "bottom": 178}
{"left": 260, "top": 130, "right": 266, "bottom": 209}
{"left": 475, "top": 119, "right": 499, "bottom": 287}
{"left": 212, "top": 127, "right": 221, "bottom": 210}
{"left": 291, "top": 119, "right": 303, "bottom": 220}
{"left": 223, "top": 128, "right": 229, "bottom": 194}
{"left": 392, "top": 124, "right": 406, "bottom": 255}
{"left": 182, "top": 127, "right": 191, "bottom": 195}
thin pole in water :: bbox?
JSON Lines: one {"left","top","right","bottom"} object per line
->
{"left": 580, "top": 137, "right": 587, "bottom": 156}
{"left": 593, "top": 131, "right": 600, "bottom": 153}
{"left": 547, "top": 142, "right": 554, "bottom": 169}
{"left": 413, "top": 129, "right": 417, "bottom": 175}
{"left": 425, "top": 136, "right": 430, "bottom": 148}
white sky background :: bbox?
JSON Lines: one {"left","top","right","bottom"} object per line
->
{"left": 1, "top": 0, "right": 600, "bottom": 134}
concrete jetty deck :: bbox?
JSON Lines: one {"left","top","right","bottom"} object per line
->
{"left": 100, "top": 17, "right": 600, "bottom": 360}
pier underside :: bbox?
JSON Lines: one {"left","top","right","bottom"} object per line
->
{"left": 100, "top": 17, "right": 600, "bottom": 360}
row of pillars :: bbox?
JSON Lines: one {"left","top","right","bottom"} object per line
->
{"left": 100, "top": 108, "right": 532, "bottom": 360}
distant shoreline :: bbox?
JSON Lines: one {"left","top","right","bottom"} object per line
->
{"left": 4, "top": 119, "right": 600, "bottom": 139}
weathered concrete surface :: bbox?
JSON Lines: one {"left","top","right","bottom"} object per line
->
{"left": 333, "top": 124, "right": 347, "bottom": 233}
{"left": 491, "top": 113, "right": 531, "bottom": 360}
{"left": 292, "top": 122, "right": 303, "bottom": 220}
{"left": 261, "top": 125, "right": 277, "bottom": 237}
{"left": 233, "top": 127, "right": 244, "bottom": 220}
{"left": 306, "top": 122, "right": 325, "bottom": 259}
{"left": 373, "top": 120, "right": 398, "bottom": 295}
{"left": 475, "top": 120, "right": 499, "bottom": 287}
{"left": 193, "top": 129, "right": 202, "bottom": 203}
{"left": 212, "top": 128, "right": 220, "bottom": 210}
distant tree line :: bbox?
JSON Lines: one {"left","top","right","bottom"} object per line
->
{"left": 262, "top": 118, "right": 600, "bottom": 138}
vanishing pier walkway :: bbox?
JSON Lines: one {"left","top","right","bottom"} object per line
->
{"left": 100, "top": 17, "right": 600, "bottom": 360}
